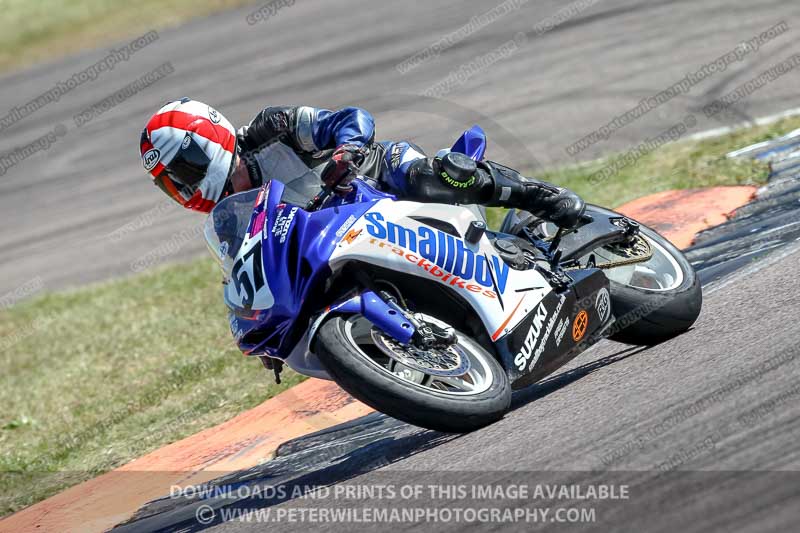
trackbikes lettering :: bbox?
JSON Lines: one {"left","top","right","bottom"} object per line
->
{"left": 366, "top": 238, "right": 498, "bottom": 299}
{"left": 363, "top": 212, "right": 510, "bottom": 293}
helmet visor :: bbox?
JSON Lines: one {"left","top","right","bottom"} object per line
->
{"left": 164, "top": 134, "right": 212, "bottom": 188}
{"left": 153, "top": 171, "right": 195, "bottom": 204}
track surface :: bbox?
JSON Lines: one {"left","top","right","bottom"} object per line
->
{"left": 112, "top": 124, "right": 800, "bottom": 532}
{"left": 2, "top": 0, "right": 800, "bottom": 295}
{"left": 116, "top": 242, "right": 800, "bottom": 532}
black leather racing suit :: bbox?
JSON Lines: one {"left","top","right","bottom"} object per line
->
{"left": 237, "top": 105, "right": 584, "bottom": 228}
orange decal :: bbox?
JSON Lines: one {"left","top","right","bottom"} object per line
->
{"left": 491, "top": 297, "right": 526, "bottom": 341}
{"left": 572, "top": 310, "right": 589, "bottom": 342}
{"left": 342, "top": 228, "right": 362, "bottom": 244}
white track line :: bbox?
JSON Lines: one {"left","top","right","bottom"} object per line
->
{"left": 704, "top": 239, "right": 800, "bottom": 295}
{"left": 688, "top": 106, "right": 800, "bottom": 142}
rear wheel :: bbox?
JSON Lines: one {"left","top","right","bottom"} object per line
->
{"left": 315, "top": 314, "right": 511, "bottom": 433}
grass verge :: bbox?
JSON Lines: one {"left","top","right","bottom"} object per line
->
{"left": 484, "top": 116, "right": 797, "bottom": 228}
{"left": 0, "top": 0, "right": 256, "bottom": 73}
{"left": 1, "top": 115, "right": 798, "bottom": 516}
{"left": 0, "top": 259, "right": 304, "bottom": 516}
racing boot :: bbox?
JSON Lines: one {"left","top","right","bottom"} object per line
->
{"left": 404, "top": 152, "right": 585, "bottom": 229}
{"left": 479, "top": 161, "right": 586, "bottom": 230}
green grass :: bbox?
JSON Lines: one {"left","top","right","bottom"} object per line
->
{"left": 0, "top": 259, "right": 304, "bottom": 516}
{"left": 0, "top": 0, "right": 256, "bottom": 73}
{"left": 2, "top": 113, "right": 799, "bottom": 518}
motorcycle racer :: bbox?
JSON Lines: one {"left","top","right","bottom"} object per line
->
{"left": 139, "top": 98, "right": 585, "bottom": 228}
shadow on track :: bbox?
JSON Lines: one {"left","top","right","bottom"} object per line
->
{"left": 114, "top": 344, "right": 647, "bottom": 532}
{"left": 511, "top": 344, "right": 648, "bottom": 409}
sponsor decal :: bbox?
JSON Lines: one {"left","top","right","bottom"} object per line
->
{"left": 441, "top": 171, "right": 476, "bottom": 189}
{"left": 271, "top": 206, "right": 298, "bottom": 244}
{"left": 595, "top": 287, "right": 611, "bottom": 323}
{"left": 529, "top": 295, "right": 565, "bottom": 371}
{"left": 514, "top": 294, "right": 566, "bottom": 372}
{"left": 335, "top": 214, "right": 358, "bottom": 238}
{"left": 554, "top": 317, "right": 569, "bottom": 347}
{"left": 230, "top": 315, "right": 246, "bottom": 342}
{"left": 142, "top": 148, "right": 160, "bottom": 171}
{"left": 181, "top": 134, "right": 191, "bottom": 150}
{"left": 367, "top": 238, "right": 498, "bottom": 299}
{"left": 514, "top": 303, "right": 547, "bottom": 371}
{"left": 342, "top": 228, "right": 361, "bottom": 244}
{"left": 572, "top": 310, "right": 589, "bottom": 342}
{"left": 390, "top": 144, "right": 403, "bottom": 170}
{"left": 208, "top": 106, "right": 221, "bottom": 124}
{"left": 255, "top": 187, "right": 266, "bottom": 206}
{"left": 363, "top": 211, "right": 509, "bottom": 294}
{"left": 218, "top": 241, "right": 229, "bottom": 259}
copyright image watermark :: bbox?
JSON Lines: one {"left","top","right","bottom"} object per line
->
{"left": 703, "top": 53, "right": 800, "bottom": 120}
{"left": 0, "top": 277, "right": 44, "bottom": 311}
{"left": 422, "top": 33, "right": 528, "bottom": 98}
{"left": 566, "top": 20, "right": 790, "bottom": 156}
{"left": 0, "top": 311, "right": 61, "bottom": 353}
{"left": 656, "top": 435, "right": 718, "bottom": 472}
{"left": 127, "top": 208, "right": 235, "bottom": 273}
{"left": 0, "top": 30, "right": 160, "bottom": 133}
{"left": 421, "top": 0, "right": 602, "bottom": 99}
{"left": 587, "top": 114, "right": 697, "bottom": 184}
{"left": 197, "top": 505, "right": 598, "bottom": 525}
{"left": 129, "top": 223, "right": 206, "bottom": 273}
{"left": 246, "top": 0, "right": 295, "bottom": 25}
{"left": 532, "top": 0, "right": 602, "bottom": 36}
{"left": 601, "top": 342, "right": 800, "bottom": 467}
{"left": 107, "top": 197, "right": 176, "bottom": 243}
{"left": 181, "top": 481, "right": 622, "bottom": 525}
{"left": 397, "top": 0, "right": 532, "bottom": 74}
{"left": 74, "top": 62, "right": 175, "bottom": 127}
{"left": 0, "top": 124, "right": 68, "bottom": 177}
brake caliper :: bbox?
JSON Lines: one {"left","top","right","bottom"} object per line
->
{"left": 408, "top": 313, "right": 457, "bottom": 349}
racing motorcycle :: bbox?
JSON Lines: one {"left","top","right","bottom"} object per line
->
{"left": 203, "top": 127, "right": 702, "bottom": 433}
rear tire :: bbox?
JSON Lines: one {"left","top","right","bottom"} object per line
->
{"left": 315, "top": 316, "right": 511, "bottom": 433}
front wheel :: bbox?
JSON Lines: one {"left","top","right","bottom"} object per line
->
{"left": 315, "top": 314, "right": 511, "bottom": 433}
{"left": 578, "top": 208, "right": 702, "bottom": 345}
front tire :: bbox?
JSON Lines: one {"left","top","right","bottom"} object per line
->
{"left": 315, "top": 315, "right": 511, "bottom": 433}
{"left": 599, "top": 219, "right": 702, "bottom": 345}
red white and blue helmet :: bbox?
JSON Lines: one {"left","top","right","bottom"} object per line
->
{"left": 140, "top": 98, "right": 237, "bottom": 213}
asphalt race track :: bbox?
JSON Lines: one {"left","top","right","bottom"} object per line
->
{"left": 111, "top": 126, "right": 800, "bottom": 531}
{"left": 3, "top": 2, "right": 800, "bottom": 530}
{"left": 1, "top": 0, "right": 800, "bottom": 296}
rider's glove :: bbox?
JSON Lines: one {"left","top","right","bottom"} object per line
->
{"left": 533, "top": 186, "right": 586, "bottom": 229}
{"left": 321, "top": 144, "right": 365, "bottom": 195}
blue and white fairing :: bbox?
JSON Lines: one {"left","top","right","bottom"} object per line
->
{"left": 204, "top": 179, "right": 391, "bottom": 357}
{"left": 205, "top": 179, "right": 551, "bottom": 361}
{"left": 204, "top": 126, "right": 596, "bottom": 382}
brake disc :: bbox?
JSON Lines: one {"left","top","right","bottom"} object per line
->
{"left": 562, "top": 234, "right": 654, "bottom": 271}
{"left": 594, "top": 235, "right": 654, "bottom": 269}
{"left": 371, "top": 330, "right": 471, "bottom": 377}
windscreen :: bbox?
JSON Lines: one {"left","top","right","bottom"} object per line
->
{"left": 254, "top": 142, "right": 325, "bottom": 205}
{"left": 203, "top": 188, "right": 260, "bottom": 275}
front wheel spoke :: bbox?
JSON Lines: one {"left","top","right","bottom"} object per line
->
{"left": 419, "top": 373, "right": 434, "bottom": 387}
{"left": 349, "top": 313, "right": 492, "bottom": 396}
{"left": 434, "top": 373, "right": 477, "bottom": 392}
